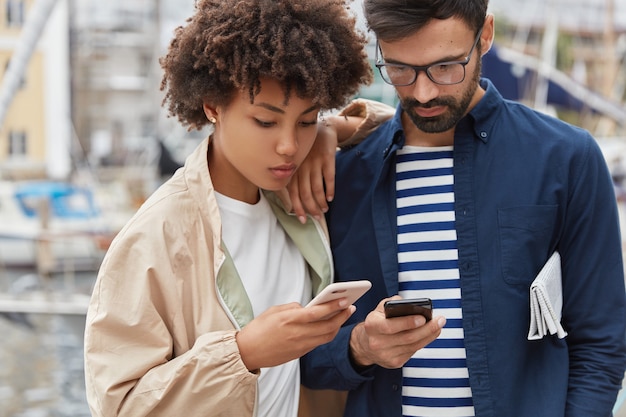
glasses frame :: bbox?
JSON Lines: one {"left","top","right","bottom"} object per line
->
{"left": 375, "top": 27, "right": 484, "bottom": 87}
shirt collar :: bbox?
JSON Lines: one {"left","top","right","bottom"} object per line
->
{"left": 466, "top": 78, "right": 503, "bottom": 144}
{"left": 383, "top": 77, "right": 504, "bottom": 149}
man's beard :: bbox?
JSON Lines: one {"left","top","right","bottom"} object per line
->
{"left": 400, "top": 61, "right": 481, "bottom": 134}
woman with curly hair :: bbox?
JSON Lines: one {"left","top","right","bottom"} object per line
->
{"left": 83, "top": 0, "right": 372, "bottom": 416}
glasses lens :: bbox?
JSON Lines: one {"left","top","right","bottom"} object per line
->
{"left": 378, "top": 62, "right": 466, "bottom": 86}
{"left": 378, "top": 64, "right": 415, "bottom": 86}
{"left": 428, "top": 63, "right": 466, "bottom": 85}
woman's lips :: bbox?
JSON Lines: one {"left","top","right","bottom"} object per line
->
{"left": 270, "top": 164, "right": 296, "bottom": 179}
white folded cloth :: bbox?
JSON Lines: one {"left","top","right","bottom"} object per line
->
{"left": 527, "top": 251, "right": 568, "bottom": 340}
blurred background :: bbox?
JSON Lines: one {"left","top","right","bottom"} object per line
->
{"left": 0, "top": 0, "right": 624, "bottom": 415}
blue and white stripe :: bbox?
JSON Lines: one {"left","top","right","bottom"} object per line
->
{"left": 396, "top": 146, "right": 475, "bottom": 417}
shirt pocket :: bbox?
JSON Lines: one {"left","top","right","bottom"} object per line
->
{"left": 498, "top": 205, "right": 558, "bottom": 285}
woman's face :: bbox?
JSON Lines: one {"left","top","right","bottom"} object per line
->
{"left": 206, "top": 77, "right": 320, "bottom": 204}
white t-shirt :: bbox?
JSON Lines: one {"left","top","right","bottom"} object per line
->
{"left": 215, "top": 191, "right": 312, "bottom": 417}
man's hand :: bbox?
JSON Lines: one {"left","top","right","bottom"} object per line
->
{"left": 349, "top": 297, "right": 446, "bottom": 369}
{"left": 236, "top": 299, "right": 356, "bottom": 371}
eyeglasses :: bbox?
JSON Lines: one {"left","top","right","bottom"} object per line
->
{"left": 375, "top": 27, "right": 483, "bottom": 86}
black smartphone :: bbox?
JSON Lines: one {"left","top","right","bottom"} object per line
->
{"left": 384, "top": 298, "right": 433, "bottom": 321}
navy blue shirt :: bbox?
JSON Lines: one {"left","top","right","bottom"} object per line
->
{"left": 301, "top": 79, "right": 626, "bottom": 417}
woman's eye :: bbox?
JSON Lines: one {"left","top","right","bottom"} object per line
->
{"left": 255, "top": 119, "right": 275, "bottom": 127}
{"left": 300, "top": 120, "right": 318, "bottom": 127}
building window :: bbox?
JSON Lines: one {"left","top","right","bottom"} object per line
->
{"left": 8, "top": 130, "right": 27, "bottom": 156}
{"left": 6, "top": 0, "right": 25, "bottom": 27}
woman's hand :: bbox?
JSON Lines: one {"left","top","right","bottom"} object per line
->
{"left": 236, "top": 299, "right": 356, "bottom": 371}
{"left": 287, "top": 100, "right": 395, "bottom": 223}
{"left": 289, "top": 120, "right": 339, "bottom": 223}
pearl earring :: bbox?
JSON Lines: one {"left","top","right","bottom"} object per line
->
{"left": 209, "top": 117, "right": 216, "bottom": 124}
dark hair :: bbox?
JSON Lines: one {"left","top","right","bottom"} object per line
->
{"left": 160, "top": 0, "right": 373, "bottom": 130}
{"left": 364, "top": 0, "right": 488, "bottom": 41}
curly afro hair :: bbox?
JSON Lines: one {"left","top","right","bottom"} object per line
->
{"left": 160, "top": 0, "right": 373, "bottom": 130}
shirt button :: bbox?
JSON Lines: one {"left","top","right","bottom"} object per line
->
{"left": 392, "top": 384, "right": 399, "bottom": 391}
{"left": 480, "top": 131, "right": 487, "bottom": 138}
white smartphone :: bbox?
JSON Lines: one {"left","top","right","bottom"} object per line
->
{"left": 306, "top": 280, "right": 372, "bottom": 308}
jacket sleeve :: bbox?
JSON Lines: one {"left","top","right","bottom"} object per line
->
{"left": 560, "top": 136, "right": 626, "bottom": 416}
{"left": 84, "top": 227, "right": 258, "bottom": 416}
{"left": 336, "top": 98, "right": 395, "bottom": 148}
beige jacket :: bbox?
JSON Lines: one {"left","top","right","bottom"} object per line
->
{"left": 84, "top": 138, "right": 335, "bottom": 417}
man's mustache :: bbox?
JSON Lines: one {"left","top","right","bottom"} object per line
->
{"left": 403, "top": 97, "right": 455, "bottom": 109}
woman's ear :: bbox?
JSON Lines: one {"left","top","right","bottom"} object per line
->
{"left": 480, "top": 14, "right": 495, "bottom": 56}
{"left": 203, "top": 103, "right": 218, "bottom": 124}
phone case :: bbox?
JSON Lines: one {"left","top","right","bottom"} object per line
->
{"left": 306, "top": 280, "right": 372, "bottom": 307}
{"left": 384, "top": 298, "right": 433, "bottom": 320}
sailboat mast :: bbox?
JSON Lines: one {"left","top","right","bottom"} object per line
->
{"left": 0, "top": 0, "right": 60, "bottom": 128}
{"left": 599, "top": 0, "right": 618, "bottom": 135}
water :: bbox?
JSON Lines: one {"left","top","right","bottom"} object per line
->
{"left": 0, "top": 268, "right": 93, "bottom": 417}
